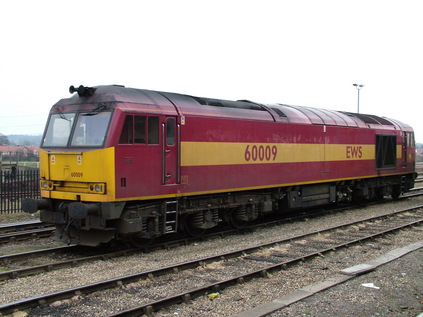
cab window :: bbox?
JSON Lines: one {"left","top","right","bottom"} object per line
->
{"left": 166, "top": 118, "right": 175, "bottom": 146}
{"left": 119, "top": 116, "right": 133, "bottom": 144}
{"left": 148, "top": 117, "right": 159, "bottom": 144}
{"left": 119, "top": 115, "right": 159, "bottom": 145}
{"left": 71, "top": 111, "right": 111, "bottom": 146}
{"left": 134, "top": 116, "right": 146, "bottom": 144}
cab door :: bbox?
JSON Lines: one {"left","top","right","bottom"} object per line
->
{"left": 162, "top": 117, "right": 179, "bottom": 185}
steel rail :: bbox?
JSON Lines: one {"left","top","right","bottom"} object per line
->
{"left": 0, "top": 195, "right": 415, "bottom": 281}
{"left": 111, "top": 218, "right": 423, "bottom": 317}
{"left": 0, "top": 245, "right": 77, "bottom": 280}
{"left": 0, "top": 220, "right": 48, "bottom": 234}
{"left": 0, "top": 246, "right": 139, "bottom": 281}
{"left": 0, "top": 227, "right": 55, "bottom": 244}
{"left": 0, "top": 245, "right": 75, "bottom": 264}
{"left": 0, "top": 190, "right": 420, "bottom": 244}
{"left": 402, "top": 191, "right": 423, "bottom": 198}
{"left": 0, "top": 194, "right": 422, "bottom": 282}
{"left": 0, "top": 209, "right": 357, "bottom": 281}
{"left": 1, "top": 205, "right": 422, "bottom": 315}
{"left": 0, "top": 198, "right": 376, "bottom": 280}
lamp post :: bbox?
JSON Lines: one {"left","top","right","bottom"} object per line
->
{"left": 353, "top": 83, "right": 364, "bottom": 113}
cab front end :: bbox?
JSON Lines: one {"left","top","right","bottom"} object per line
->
{"left": 23, "top": 101, "right": 126, "bottom": 246}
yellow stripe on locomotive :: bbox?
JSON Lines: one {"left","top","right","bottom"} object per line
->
{"left": 181, "top": 142, "right": 402, "bottom": 166}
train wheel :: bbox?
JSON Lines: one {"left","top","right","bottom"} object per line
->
{"left": 229, "top": 207, "right": 248, "bottom": 229}
{"left": 180, "top": 214, "right": 206, "bottom": 237}
{"left": 391, "top": 185, "right": 401, "bottom": 200}
{"left": 374, "top": 188, "right": 385, "bottom": 201}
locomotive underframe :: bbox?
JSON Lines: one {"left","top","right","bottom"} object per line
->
{"left": 35, "top": 173, "right": 416, "bottom": 246}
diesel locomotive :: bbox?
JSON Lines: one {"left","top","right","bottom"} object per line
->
{"left": 23, "top": 85, "right": 417, "bottom": 246}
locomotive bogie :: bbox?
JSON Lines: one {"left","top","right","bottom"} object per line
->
{"left": 23, "top": 85, "right": 417, "bottom": 246}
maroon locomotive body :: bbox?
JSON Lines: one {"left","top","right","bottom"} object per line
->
{"left": 24, "top": 85, "right": 417, "bottom": 246}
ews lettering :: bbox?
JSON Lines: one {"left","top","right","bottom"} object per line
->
{"left": 346, "top": 146, "right": 362, "bottom": 159}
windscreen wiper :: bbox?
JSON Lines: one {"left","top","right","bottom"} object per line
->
{"left": 83, "top": 103, "right": 108, "bottom": 116}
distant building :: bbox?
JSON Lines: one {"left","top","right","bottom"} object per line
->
{"left": 0, "top": 145, "right": 39, "bottom": 160}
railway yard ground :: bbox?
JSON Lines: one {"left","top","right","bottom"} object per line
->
{"left": 0, "top": 188, "right": 422, "bottom": 316}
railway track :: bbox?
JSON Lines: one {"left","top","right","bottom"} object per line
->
{"left": 1, "top": 204, "right": 421, "bottom": 316}
{"left": 1, "top": 186, "right": 422, "bottom": 246}
{"left": 0, "top": 245, "right": 139, "bottom": 281}
{"left": 1, "top": 192, "right": 423, "bottom": 282}
{"left": 1, "top": 191, "right": 421, "bottom": 282}
{"left": 0, "top": 226, "right": 55, "bottom": 244}
{"left": 0, "top": 208, "right": 346, "bottom": 281}
{"left": 0, "top": 220, "right": 50, "bottom": 235}
{"left": 0, "top": 220, "right": 55, "bottom": 245}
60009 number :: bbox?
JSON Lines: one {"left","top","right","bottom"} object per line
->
{"left": 244, "top": 145, "right": 278, "bottom": 162}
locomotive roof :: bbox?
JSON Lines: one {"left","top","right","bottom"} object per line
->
{"left": 58, "top": 85, "right": 413, "bottom": 132}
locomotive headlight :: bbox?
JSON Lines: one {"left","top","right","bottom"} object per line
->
{"left": 40, "top": 180, "right": 54, "bottom": 190}
{"left": 89, "top": 183, "right": 106, "bottom": 194}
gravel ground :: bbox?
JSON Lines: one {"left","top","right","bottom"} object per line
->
{"left": 270, "top": 249, "right": 423, "bottom": 317}
{"left": 0, "top": 212, "right": 65, "bottom": 256}
{"left": 0, "top": 211, "right": 40, "bottom": 224}
{"left": 156, "top": 230, "right": 422, "bottom": 317}
{"left": 1, "top": 197, "right": 422, "bottom": 316}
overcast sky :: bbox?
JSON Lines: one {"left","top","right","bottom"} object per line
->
{"left": 1, "top": 0, "right": 422, "bottom": 142}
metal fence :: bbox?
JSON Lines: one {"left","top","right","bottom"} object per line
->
{"left": 0, "top": 169, "right": 40, "bottom": 214}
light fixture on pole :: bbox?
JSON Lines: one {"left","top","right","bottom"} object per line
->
{"left": 353, "top": 83, "right": 364, "bottom": 113}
